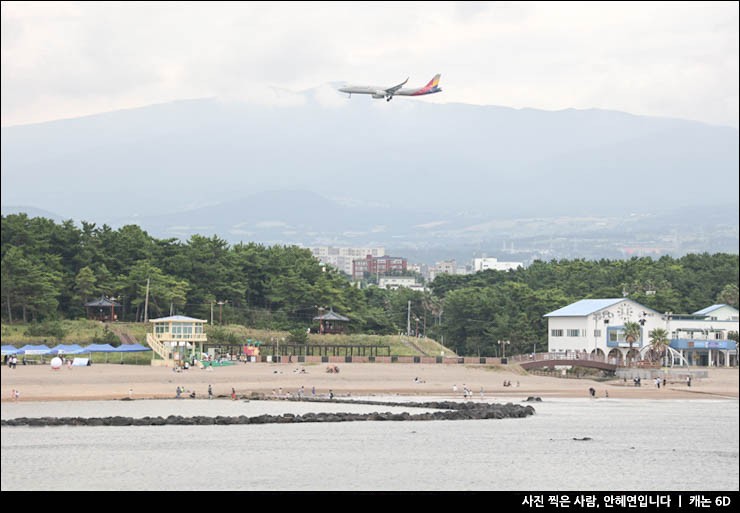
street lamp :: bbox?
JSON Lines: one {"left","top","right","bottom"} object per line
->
{"left": 216, "top": 300, "right": 228, "bottom": 324}
{"left": 497, "top": 339, "right": 510, "bottom": 359}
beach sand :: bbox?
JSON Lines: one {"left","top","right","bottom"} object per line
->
{"left": 2, "top": 362, "right": 737, "bottom": 402}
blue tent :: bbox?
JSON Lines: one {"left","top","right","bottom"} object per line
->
{"left": 49, "top": 344, "right": 85, "bottom": 355}
{"left": 83, "top": 344, "right": 117, "bottom": 352}
{"left": 113, "top": 343, "right": 151, "bottom": 352}
{"left": 113, "top": 343, "right": 151, "bottom": 363}
{"left": 1, "top": 345, "right": 19, "bottom": 355}
{"left": 83, "top": 343, "right": 118, "bottom": 363}
{"left": 17, "top": 344, "right": 52, "bottom": 355}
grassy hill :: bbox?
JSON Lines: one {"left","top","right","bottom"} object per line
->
{"left": 0, "top": 320, "right": 455, "bottom": 357}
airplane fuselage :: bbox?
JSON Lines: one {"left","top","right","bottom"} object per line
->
{"left": 339, "top": 74, "right": 442, "bottom": 101}
{"left": 338, "top": 85, "right": 442, "bottom": 97}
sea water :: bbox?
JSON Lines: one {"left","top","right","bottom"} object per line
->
{"left": 1, "top": 397, "right": 737, "bottom": 491}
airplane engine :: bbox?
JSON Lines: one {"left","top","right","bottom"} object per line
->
{"left": 372, "top": 91, "right": 387, "bottom": 99}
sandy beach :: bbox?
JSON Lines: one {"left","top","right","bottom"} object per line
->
{"left": 2, "top": 362, "right": 737, "bottom": 402}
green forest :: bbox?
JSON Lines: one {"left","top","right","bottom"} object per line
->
{"left": 2, "top": 213, "right": 738, "bottom": 356}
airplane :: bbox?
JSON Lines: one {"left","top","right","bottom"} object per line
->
{"left": 338, "top": 74, "right": 442, "bottom": 102}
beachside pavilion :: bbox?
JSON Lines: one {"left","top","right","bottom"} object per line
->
{"left": 147, "top": 315, "right": 208, "bottom": 367}
{"left": 313, "top": 308, "right": 350, "bottom": 334}
{"left": 544, "top": 299, "right": 738, "bottom": 367}
{"left": 84, "top": 295, "right": 121, "bottom": 322}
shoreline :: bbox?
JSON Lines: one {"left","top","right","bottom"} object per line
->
{"left": 2, "top": 362, "right": 738, "bottom": 403}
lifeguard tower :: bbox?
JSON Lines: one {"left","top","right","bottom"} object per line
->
{"left": 147, "top": 315, "right": 208, "bottom": 367}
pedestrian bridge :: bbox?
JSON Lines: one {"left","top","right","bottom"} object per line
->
{"left": 513, "top": 353, "right": 618, "bottom": 372}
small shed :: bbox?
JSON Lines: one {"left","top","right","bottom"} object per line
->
{"left": 85, "top": 296, "right": 121, "bottom": 322}
{"left": 313, "top": 308, "right": 350, "bottom": 335}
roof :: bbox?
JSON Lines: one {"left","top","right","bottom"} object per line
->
{"left": 149, "top": 315, "right": 207, "bottom": 323}
{"left": 544, "top": 298, "right": 625, "bottom": 317}
{"left": 313, "top": 309, "right": 350, "bottom": 322}
{"left": 49, "top": 344, "right": 85, "bottom": 355}
{"left": 84, "top": 296, "right": 120, "bottom": 307}
{"left": 692, "top": 304, "right": 736, "bottom": 315}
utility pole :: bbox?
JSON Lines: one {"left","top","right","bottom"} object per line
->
{"left": 143, "top": 277, "right": 150, "bottom": 323}
{"left": 407, "top": 300, "right": 411, "bottom": 336}
{"left": 210, "top": 301, "right": 214, "bottom": 325}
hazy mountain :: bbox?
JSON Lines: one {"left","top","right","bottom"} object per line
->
{"left": 0, "top": 205, "right": 66, "bottom": 223}
{"left": 2, "top": 89, "right": 738, "bottom": 261}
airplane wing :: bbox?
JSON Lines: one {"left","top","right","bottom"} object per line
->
{"left": 385, "top": 77, "right": 409, "bottom": 95}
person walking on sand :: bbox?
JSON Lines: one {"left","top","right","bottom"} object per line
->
{"left": 208, "top": 384, "right": 213, "bottom": 399}
{"left": 231, "top": 387, "right": 237, "bottom": 400}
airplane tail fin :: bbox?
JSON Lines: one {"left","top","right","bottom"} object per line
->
{"left": 424, "top": 74, "right": 441, "bottom": 88}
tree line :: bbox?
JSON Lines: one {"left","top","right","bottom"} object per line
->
{"left": 2, "top": 213, "right": 737, "bottom": 356}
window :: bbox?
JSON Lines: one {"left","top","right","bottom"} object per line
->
{"left": 567, "top": 329, "right": 580, "bottom": 337}
{"left": 594, "top": 329, "right": 601, "bottom": 338}
{"left": 171, "top": 322, "right": 193, "bottom": 339}
{"left": 551, "top": 329, "right": 563, "bottom": 337}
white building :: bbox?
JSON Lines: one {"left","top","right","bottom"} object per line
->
{"left": 544, "top": 298, "right": 738, "bottom": 367}
{"left": 473, "top": 257, "right": 523, "bottom": 272}
{"left": 310, "top": 246, "right": 385, "bottom": 276}
{"left": 378, "top": 276, "right": 425, "bottom": 291}
{"left": 693, "top": 304, "right": 739, "bottom": 321}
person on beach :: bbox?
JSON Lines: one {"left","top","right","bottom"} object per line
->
{"left": 329, "top": 389, "right": 334, "bottom": 400}
{"left": 208, "top": 384, "right": 213, "bottom": 399}
{"left": 231, "top": 388, "right": 237, "bottom": 400}
{"left": 588, "top": 387, "right": 596, "bottom": 397}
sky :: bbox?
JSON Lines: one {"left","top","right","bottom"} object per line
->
{"left": 2, "top": 1, "right": 738, "bottom": 128}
